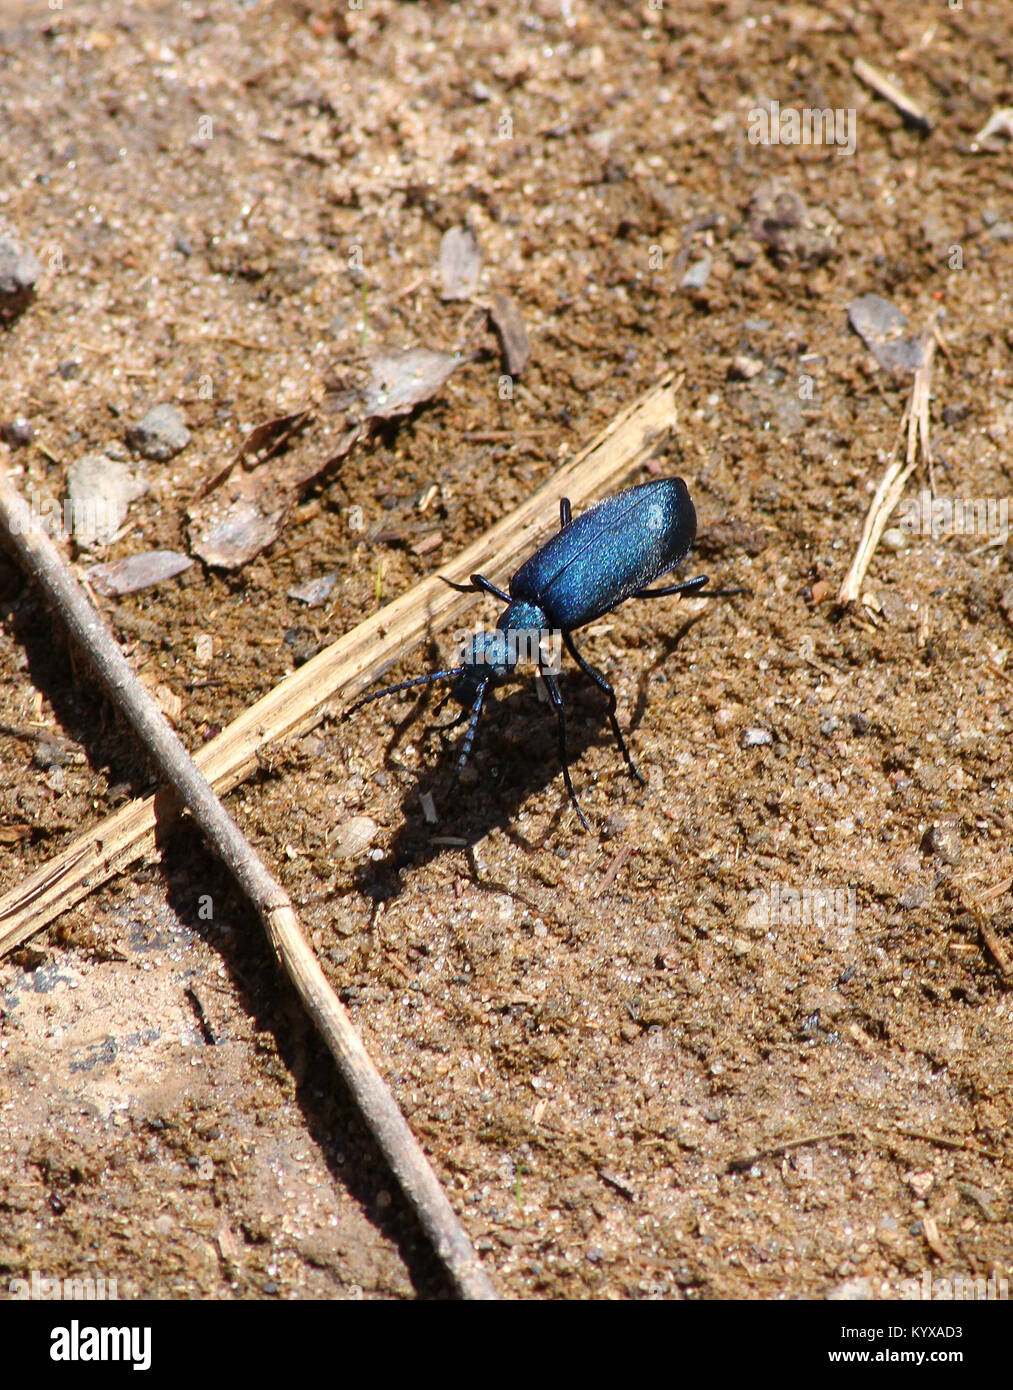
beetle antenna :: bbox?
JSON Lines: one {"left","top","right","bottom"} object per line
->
{"left": 344, "top": 667, "right": 465, "bottom": 718}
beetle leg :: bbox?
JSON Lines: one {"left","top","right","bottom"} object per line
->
{"left": 451, "top": 678, "right": 490, "bottom": 782}
{"left": 559, "top": 497, "right": 572, "bottom": 529}
{"left": 540, "top": 667, "right": 591, "bottom": 832}
{"left": 633, "top": 574, "right": 710, "bottom": 598}
{"left": 562, "top": 631, "right": 645, "bottom": 785}
{"left": 440, "top": 573, "right": 511, "bottom": 604}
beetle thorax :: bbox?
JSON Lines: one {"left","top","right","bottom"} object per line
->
{"left": 451, "top": 600, "right": 551, "bottom": 705}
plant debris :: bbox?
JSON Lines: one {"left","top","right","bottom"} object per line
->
{"left": 439, "top": 226, "right": 482, "bottom": 301}
{"left": 83, "top": 550, "right": 193, "bottom": 597}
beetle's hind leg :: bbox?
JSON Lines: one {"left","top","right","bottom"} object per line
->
{"left": 633, "top": 574, "right": 709, "bottom": 598}
{"left": 440, "top": 573, "right": 511, "bottom": 604}
{"left": 634, "top": 576, "right": 748, "bottom": 600}
{"left": 562, "top": 631, "right": 646, "bottom": 786}
{"left": 540, "top": 666, "right": 591, "bottom": 833}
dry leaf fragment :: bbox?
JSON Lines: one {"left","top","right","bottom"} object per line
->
{"left": 363, "top": 348, "right": 459, "bottom": 421}
{"left": 83, "top": 550, "right": 192, "bottom": 597}
{"left": 439, "top": 226, "right": 481, "bottom": 300}
{"left": 489, "top": 294, "right": 531, "bottom": 376}
{"left": 188, "top": 412, "right": 360, "bottom": 570}
{"left": 287, "top": 572, "right": 338, "bottom": 607}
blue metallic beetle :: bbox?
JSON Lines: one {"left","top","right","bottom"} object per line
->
{"left": 345, "top": 477, "right": 711, "bottom": 829}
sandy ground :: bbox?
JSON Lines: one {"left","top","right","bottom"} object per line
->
{"left": 1, "top": 0, "right": 1011, "bottom": 1300}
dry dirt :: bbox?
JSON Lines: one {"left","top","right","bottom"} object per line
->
{"left": 1, "top": 0, "right": 1011, "bottom": 1301}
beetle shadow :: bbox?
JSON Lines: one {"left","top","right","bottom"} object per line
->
{"left": 628, "top": 609, "right": 710, "bottom": 732}
{"left": 350, "top": 676, "right": 619, "bottom": 898}
{"left": 350, "top": 611, "right": 707, "bottom": 902}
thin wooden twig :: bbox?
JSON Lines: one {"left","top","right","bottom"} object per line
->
{"left": 0, "top": 372, "right": 679, "bottom": 955}
{"left": 838, "top": 332, "right": 935, "bottom": 605}
{"left": 0, "top": 470, "right": 497, "bottom": 1301}
{"left": 853, "top": 57, "right": 933, "bottom": 132}
{"left": 728, "top": 1129, "right": 857, "bottom": 1172}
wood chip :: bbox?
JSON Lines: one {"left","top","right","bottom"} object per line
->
{"left": 971, "top": 107, "right": 1013, "bottom": 150}
{"left": 838, "top": 326, "right": 936, "bottom": 604}
{"left": 410, "top": 531, "right": 443, "bottom": 556}
{"left": 978, "top": 918, "right": 1013, "bottom": 981}
{"left": 488, "top": 294, "right": 531, "bottom": 376}
{"left": 920, "top": 1214, "right": 950, "bottom": 1261}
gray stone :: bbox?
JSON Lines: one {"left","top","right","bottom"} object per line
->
{"left": 127, "top": 404, "right": 191, "bottom": 461}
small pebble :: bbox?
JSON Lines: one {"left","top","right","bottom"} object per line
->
{"left": 0, "top": 219, "right": 42, "bottom": 319}
{"left": 333, "top": 815, "right": 378, "bottom": 860}
{"left": 33, "top": 739, "right": 72, "bottom": 770}
{"left": 713, "top": 706, "right": 736, "bottom": 734}
{"left": 283, "top": 627, "right": 321, "bottom": 666}
{"left": 680, "top": 254, "right": 711, "bottom": 290}
{"left": 127, "top": 403, "right": 190, "bottom": 461}
{"left": 1, "top": 416, "right": 33, "bottom": 448}
{"left": 922, "top": 820, "right": 961, "bottom": 865}
{"left": 739, "top": 727, "right": 772, "bottom": 749}
{"left": 819, "top": 715, "right": 841, "bottom": 736}
{"left": 898, "top": 880, "right": 932, "bottom": 910}
{"left": 728, "top": 354, "right": 764, "bottom": 381}
{"left": 881, "top": 526, "right": 907, "bottom": 551}
{"left": 906, "top": 1170, "right": 934, "bottom": 1200}
{"left": 827, "top": 1277, "right": 874, "bottom": 1301}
